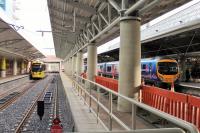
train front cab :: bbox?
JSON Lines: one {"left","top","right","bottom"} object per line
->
{"left": 30, "top": 62, "right": 45, "bottom": 79}
{"left": 156, "top": 59, "right": 179, "bottom": 84}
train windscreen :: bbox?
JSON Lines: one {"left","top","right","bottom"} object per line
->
{"left": 32, "top": 64, "right": 43, "bottom": 72}
{"left": 158, "top": 62, "right": 178, "bottom": 75}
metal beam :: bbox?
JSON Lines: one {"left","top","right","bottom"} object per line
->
{"left": 50, "top": 13, "right": 86, "bottom": 25}
{"left": 13, "top": 46, "right": 33, "bottom": 52}
{"left": 0, "top": 47, "right": 27, "bottom": 59}
{"left": 62, "top": 0, "right": 164, "bottom": 60}
{"left": 53, "top": 33, "right": 76, "bottom": 44}
{"left": 108, "top": 0, "right": 121, "bottom": 12}
{"left": 51, "top": 24, "right": 82, "bottom": 32}
{"left": 0, "top": 39, "right": 24, "bottom": 47}
{"left": 125, "top": 0, "right": 149, "bottom": 15}
{"left": 59, "top": 0, "right": 96, "bottom": 14}
{"left": 49, "top": 6, "right": 90, "bottom": 22}
{"left": 0, "top": 28, "right": 10, "bottom": 33}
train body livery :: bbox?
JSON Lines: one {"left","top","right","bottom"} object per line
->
{"left": 141, "top": 59, "right": 179, "bottom": 84}
{"left": 30, "top": 60, "right": 45, "bottom": 79}
{"left": 86, "top": 58, "right": 179, "bottom": 84}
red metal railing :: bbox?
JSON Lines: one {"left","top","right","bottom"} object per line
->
{"left": 188, "top": 95, "right": 200, "bottom": 129}
{"left": 80, "top": 74, "right": 199, "bottom": 130}
{"left": 95, "top": 76, "right": 118, "bottom": 92}
{"left": 93, "top": 75, "right": 200, "bottom": 131}
{"left": 141, "top": 85, "right": 188, "bottom": 120}
{"left": 141, "top": 85, "right": 200, "bottom": 130}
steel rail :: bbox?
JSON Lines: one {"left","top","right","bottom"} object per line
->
{"left": 53, "top": 77, "right": 59, "bottom": 119}
{"left": 15, "top": 78, "right": 51, "bottom": 133}
{"left": 72, "top": 75, "right": 199, "bottom": 133}
{"left": 0, "top": 80, "right": 39, "bottom": 111}
{"left": 0, "top": 81, "right": 27, "bottom": 99}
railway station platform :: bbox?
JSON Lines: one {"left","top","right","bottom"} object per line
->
{"left": 180, "top": 82, "right": 200, "bottom": 89}
{"left": 60, "top": 72, "right": 105, "bottom": 132}
{"left": 60, "top": 72, "right": 199, "bottom": 132}
{"left": 60, "top": 72, "right": 155, "bottom": 132}
{"left": 0, "top": 74, "right": 28, "bottom": 84}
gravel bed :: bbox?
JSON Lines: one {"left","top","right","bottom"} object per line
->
{"left": 21, "top": 74, "right": 74, "bottom": 132}
{"left": 0, "top": 75, "right": 52, "bottom": 133}
{"left": 22, "top": 76, "right": 56, "bottom": 133}
{"left": 57, "top": 75, "right": 74, "bottom": 132}
{"left": 0, "top": 76, "right": 29, "bottom": 95}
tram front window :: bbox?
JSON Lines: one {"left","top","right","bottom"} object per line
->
{"left": 158, "top": 62, "right": 178, "bottom": 75}
{"left": 32, "top": 65, "right": 42, "bottom": 72}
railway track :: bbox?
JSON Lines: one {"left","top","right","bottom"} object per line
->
{"left": 15, "top": 77, "right": 51, "bottom": 133}
{"left": 0, "top": 74, "right": 74, "bottom": 132}
{"left": 0, "top": 75, "right": 52, "bottom": 132}
{"left": 0, "top": 80, "right": 39, "bottom": 111}
{"left": 20, "top": 75, "right": 74, "bottom": 132}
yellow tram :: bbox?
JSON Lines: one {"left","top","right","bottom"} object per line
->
{"left": 30, "top": 60, "right": 45, "bottom": 79}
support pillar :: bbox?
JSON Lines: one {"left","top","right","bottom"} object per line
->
{"left": 24, "top": 61, "right": 27, "bottom": 73}
{"left": 66, "top": 60, "right": 69, "bottom": 74}
{"left": 21, "top": 61, "right": 25, "bottom": 74}
{"left": 13, "top": 59, "right": 17, "bottom": 76}
{"left": 1, "top": 57, "right": 6, "bottom": 77}
{"left": 179, "top": 56, "right": 186, "bottom": 82}
{"left": 76, "top": 51, "right": 83, "bottom": 76}
{"left": 69, "top": 58, "right": 72, "bottom": 76}
{"left": 117, "top": 16, "right": 141, "bottom": 112}
{"left": 72, "top": 56, "right": 77, "bottom": 76}
{"left": 87, "top": 44, "right": 97, "bottom": 81}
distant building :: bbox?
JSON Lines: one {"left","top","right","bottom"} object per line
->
{"left": 0, "top": 0, "right": 20, "bottom": 21}
{"left": 0, "top": 0, "right": 6, "bottom": 10}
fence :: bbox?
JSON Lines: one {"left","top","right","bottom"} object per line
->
{"left": 73, "top": 75, "right": 199, "bottom": 133}
{"left": 141, "top": 85, "right": 200, "bottom": 131}
{"left": 94, "top": 75, "right": 200, "bottom": 131}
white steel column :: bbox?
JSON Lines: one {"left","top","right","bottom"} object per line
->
{"left": 180, "top": 56, "right": 186, "bottom": 81}
{"left": 64, "top": 61, "right": 67, "bottom": 73}
{"left": 87, "top": 44, "right": 97, "bottom": 81}
{"left": 21, "top": 61, "right": 25, "bottom": 74}
{"left": 69, "top": 57, "right": 72, "bottom": 76}
{"left": 66, "top": 60, "right": 69, "bottom": 75}
{"left": 76, "top": 51, "right": 83, "bottom": 76}
{"left": 1, "top": 57, "right": 6, "bottom": 77}
{"left": 72, "top": 56, "right": 77, "bottom": 76}
{"left": 117, "top": 16, "right": 141, "bottom": 112}
{"left": 13, "top": 59, "right": 17, "bottom": 75}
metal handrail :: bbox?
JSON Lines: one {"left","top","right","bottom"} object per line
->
{"left": 72, "top": 75, "right": 199, "bottom": 133}
{"left": 101, "top": 128, "right": 185, "bottom": 133}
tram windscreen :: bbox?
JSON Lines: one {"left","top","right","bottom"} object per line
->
{"left": 158, "top": 62, "right": 178, "bottom": 75}
{"left": 32, "top": 64, "right": 43, "bottom": 72}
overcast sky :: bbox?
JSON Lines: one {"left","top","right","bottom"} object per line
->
{"left": 14, "top": 0, "right": 200, "bottom": 57}
{"left": 16, "top": 0, "right": 55, "bottom": 56}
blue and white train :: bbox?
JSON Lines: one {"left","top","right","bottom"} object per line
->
{"left": 85, "top": 58, "right": 180, "bottom": 85}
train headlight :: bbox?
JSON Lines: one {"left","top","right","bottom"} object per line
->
{"left": 159, "top": 76, "right": 164, "bottom": 81}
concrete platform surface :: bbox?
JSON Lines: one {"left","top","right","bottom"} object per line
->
{"left": 180, "top": 82, "right": 200, "bottom": 89}
{"left": 0, "top": 74, "right": 28, "bottom": 84}
{"left": 60, "top": 72, "right": 106, "bottom": 132}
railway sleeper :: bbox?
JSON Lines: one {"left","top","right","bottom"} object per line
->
{"left": 0, "top": 92, "right": 20, "bottom": 104}
{"left": 43, "top": 91, "right": 53, "bottom": 104}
